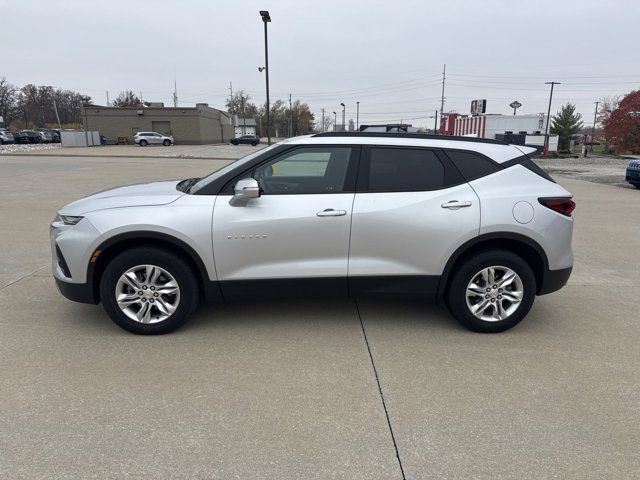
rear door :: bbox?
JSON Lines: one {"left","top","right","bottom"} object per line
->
{"left": 348, "top": 146, "right": 480, "bottom": 296}
{"left": 212, "top": 145, "right": 360, "bottom": 297}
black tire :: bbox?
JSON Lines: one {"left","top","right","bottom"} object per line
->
{"left": 252, "top": 142, "right": 258, "bottom": 146}
{"left": 139, "top": 139, "right": 148, "bottom": 147}
{"left": 634, "top": 184, "right": 640, "bottom": 189}
{"left": 445, "top": 249, "right": 536, "bottom": 333}
{"left": 163, "top": 139, "right": 171, "bottom": 146}
{"left": 100, "top": 247, "right": 199, "bottom": 334}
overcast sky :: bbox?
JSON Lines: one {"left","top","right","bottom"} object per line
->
{"left": 3, "top": 0, "right": 639, "bottom": 128}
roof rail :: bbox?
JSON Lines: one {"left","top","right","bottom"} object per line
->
{"left": 312, "top": 131, "right": 508, "bottom": 145}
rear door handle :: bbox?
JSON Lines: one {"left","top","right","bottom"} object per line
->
{"left": 316, "top": 208, "right": 347, "bottom": 217}
{"left": 441, "top": 200, "right": 472, "bottom": 209}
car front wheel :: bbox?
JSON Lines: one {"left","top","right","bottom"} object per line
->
{"left": 139, "top": 140, "right": 148, "bottom": 146}
{"left": 163, "top": 139, "right": 171, "bottom": 146}
{"left": 445, "top": 249, "right": 536, "bottom": 333}
{"left": 100, "top": 247, "right": 199, "bottom": 334}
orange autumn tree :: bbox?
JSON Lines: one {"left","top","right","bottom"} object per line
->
{"left": 604, "top": 90, "right": 640, "bottom": 154}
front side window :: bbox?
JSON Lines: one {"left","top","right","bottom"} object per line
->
{"left": 253, "top": 147, "right": 353, "bottom": 194}
{"left": 366, "top": 148, "right": 445, "bottom": 192}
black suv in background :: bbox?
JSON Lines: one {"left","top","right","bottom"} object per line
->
{"left": 10, "top": 131, "right": 31, "bottom": 144}
{"left": 37, "top": 128, "right": 61, "bottom": 143}
{"left": 231, "top": 134, "right": 260, "bottom": 146}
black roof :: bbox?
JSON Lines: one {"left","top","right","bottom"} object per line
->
{"left": 312, "top": 131, "right": 508, "bottom": 145}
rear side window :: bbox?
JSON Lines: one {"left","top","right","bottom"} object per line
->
{"left": 366, "top": 148, "right": 445, "bottom": 192}
{"left": 503, "top": 155, "right": 556, "bottom": 183}
{"left": 445, "top": 150, "right": 502, "bottom": 181}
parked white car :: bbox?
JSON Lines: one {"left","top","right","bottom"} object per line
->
{"left": 51, "top": 132, "right": 574, "bottom": 335}
{"left": 134, "top": 131, "right": 173, "bottom": 146}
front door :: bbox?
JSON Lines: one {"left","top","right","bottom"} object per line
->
{"left": 212, "top": 146, "right": 359, "bottom": 298}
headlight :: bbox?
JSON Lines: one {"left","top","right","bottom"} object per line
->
{"left": 54, "top": 214, "right": 84, "bottom": 225}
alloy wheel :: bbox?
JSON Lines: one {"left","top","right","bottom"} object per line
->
{"left": 465, "top": 266, "right": 524, "bottom": 322}
{"left": 115, "top": 264, "right": 181, "bottom": 324}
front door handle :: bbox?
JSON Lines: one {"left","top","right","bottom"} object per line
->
{"left": 316, "top": 208, "right": 347, "bottom": 217}
{"left": 441, "top": 200, "right": 472, "bottom": 209}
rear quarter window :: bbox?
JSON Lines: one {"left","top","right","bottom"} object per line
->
{"left": 503, "top": 155, "right": 556, "bottom": 183}
{"left": 445, "top": 150, "right": 502, "bottom": 181}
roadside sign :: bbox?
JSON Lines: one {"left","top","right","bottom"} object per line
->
{"left": 509, "top": 101, "right": 522, "bottom": 115}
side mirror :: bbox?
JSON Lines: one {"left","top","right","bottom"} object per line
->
{"left": 229, "top": 178, "right": 261, "bottom": 206}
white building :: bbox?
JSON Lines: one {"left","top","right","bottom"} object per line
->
{"left": 453, "top": 114, "right": 558, "bottom": 152}
{"left": 234, "top": 117, "right": 258, "bottom": 137}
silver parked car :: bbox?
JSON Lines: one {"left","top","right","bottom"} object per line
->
{"left": 0, "top": 128, "right": 15, "bottom": 144}
{"left": 134, "top": 131, "right": 173, "bottom": 146}
{"left": 51, "top": 133, "right": 574, "bottom": 334}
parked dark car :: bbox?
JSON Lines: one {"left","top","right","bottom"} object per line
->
{"left": 37, "top": 128, "right": 61, "bottom": 143}
{"left": 20, "top": 130, "right": 44, "bottom": 143}
{"left": 10, "top": 131, "right": 31, "bottom": 144}
{"left": 231, "top": 134, "right": 260, "bottom": 146}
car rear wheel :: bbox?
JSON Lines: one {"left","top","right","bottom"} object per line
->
{"left": 139, "top": 139, "right": 148, "bottom": 146}
{"left": 445, "top": 249, "right": 536, "bottom": 333}
{"left": 100, "top": 247, "right": 199, "bottom": 334}
{"left": 163, "top": 139, "right": 171, "bottom": 146}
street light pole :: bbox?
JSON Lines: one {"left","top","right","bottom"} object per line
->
{"left": 260, "top": 11, "right": 272, "bottom": 145}
{"left": 340, "top": 103, "right": 345, "bottom": 132}
{"left": 356, "top": 101, "right": 360, "bottom": 130}
{"left": 544, "top": 81, "right": 561, "bottom": 154}
{"left": 591, "top": 101, "right": 599, "bottom": 152}
{"left": 333, "top": 111, "right": 337, "bottom": 131}
{"left": 434, "top": 110, "right": 438, "bottom": 134}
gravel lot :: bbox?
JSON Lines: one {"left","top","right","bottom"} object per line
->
{"left": 535, "top": 155, "right": 637, "bottom": 189}
{"left": 0, "top": 143, "right": 62, "bottom": 154}
{"left": 0, "top": 151, "right": 638, "bottom": 479}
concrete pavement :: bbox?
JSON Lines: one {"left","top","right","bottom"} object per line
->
{"left": 0, "top": 153, "right": 638, "bottom": 479}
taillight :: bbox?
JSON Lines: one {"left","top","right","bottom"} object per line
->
{"left": 538, "top": 197, "right": 576, "bottom": 217}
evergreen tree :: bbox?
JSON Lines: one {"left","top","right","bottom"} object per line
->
{"left": 550, "top": 103, "right": 583, "bottom": 150}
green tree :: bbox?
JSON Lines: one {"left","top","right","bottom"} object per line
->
{"left": 112, "top": 90, "right": 143, "bottom": 107}
{"left": 550, "top": 103, "right": 583, "bottom": 151}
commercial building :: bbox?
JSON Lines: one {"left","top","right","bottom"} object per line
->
{"left": 234, "top": 117, "right": 258, "bottom": 137}
{"left": 82, "top": 103, "right": 235, "bottom": 144}
{"left": 440, "top": 113, "right": 557, "bottom": 152}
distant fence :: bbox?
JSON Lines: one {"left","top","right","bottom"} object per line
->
{"left": 61, "top": 131, "right": 101, "bottom": 147}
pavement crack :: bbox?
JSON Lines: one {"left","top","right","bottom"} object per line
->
{"left": 355, "top": 299, "right": 406, "bottom": 480}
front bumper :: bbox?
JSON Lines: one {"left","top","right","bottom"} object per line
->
{"left": 55, "top": 278, "right": 97, "bottom": 304}
{"left": 626, "top": 167, "right": 640, "bottom": 185}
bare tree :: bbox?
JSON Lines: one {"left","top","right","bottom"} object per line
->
{"left": 112, "top": 90, "right": 143, "bottom": 107}
{"left": 0, "top": 77, "right": 19, "bottom": 127}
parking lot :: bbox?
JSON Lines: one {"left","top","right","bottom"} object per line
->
{"left": 1, "top": 149, "right": 639, "bottom": 479}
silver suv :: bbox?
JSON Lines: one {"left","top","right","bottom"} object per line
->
{"left": 51, "top": 133, "right": 574, "bottom": 334}
{"left": 134, "top": 131, "right": 173, "bottom": 146}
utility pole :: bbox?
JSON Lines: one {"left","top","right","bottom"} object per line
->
{"left": 434, "top": 110, "right": 438, "bottom": 134}
{"left": 173, "top": 79, "right": 178, "bottom": 107}
{"left": 340, "top": 103, "right": 345, "bottom": 132}
{"left": 106, "top": 91, "right": 110, "bottom": 107}
{"left": 321, "top": 108, "right": 325, "bottom": 133}
{"left": 544, "top": 81, "right": 561, "bottom": 154}
{"left": 52, "top": 96, "right": 62, "bottom": 130}
{"left": 229, "top": 82, "right": 233, "bottom": 101}
{"left": 140, "top": 91, "right": 143, "bottom": 105}
{"left": 439, "top": 64, "right": 446, "bottom": 131}
{"left": 260, "top": 11, "right": 272, "bottom": 145}
{"left": 333, "top": 111, "right": 337, "bottom": 131}
{"left": 289, "top": 93, "right": 292, "bottom": 137}
{"left": 241, "top": 95, "right": 246, "bottom": 135}
{"left": 356, "top": 101, "right": 360, "bottom": 130}
{"left": 591, "top": 101, "right": 599, "bottom": 151}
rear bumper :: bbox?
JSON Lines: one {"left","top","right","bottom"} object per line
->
{"left": 538, "top": 266, "right": 572, "bottom": 295}
{"left": 55, "top": 278, "right": 98, "bottom": 304}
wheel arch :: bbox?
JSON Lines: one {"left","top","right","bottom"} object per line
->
{"left": 437, "top": 232, "right": 549, "bottom": 299}
{"left": 88, "top": 231, "right": 221, "bottom": 303}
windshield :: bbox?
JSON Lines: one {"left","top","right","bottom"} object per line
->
{"left": 189, "top": 145, "right": 277, "bottom": 194}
